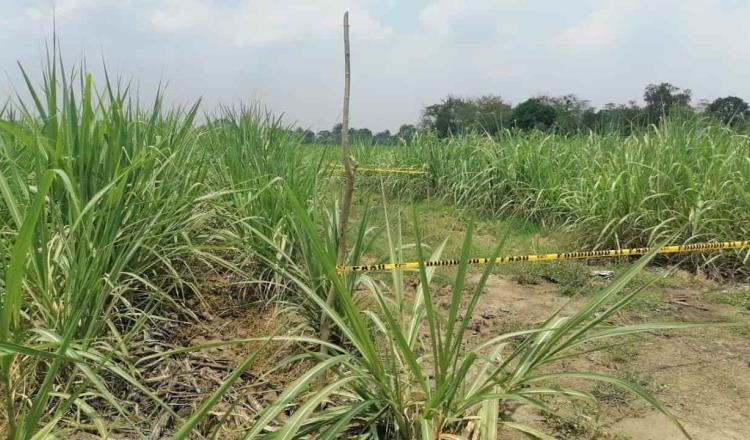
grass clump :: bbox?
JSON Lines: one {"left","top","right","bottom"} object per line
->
{"left": 0, "top": 53, "right": 213, "bottom": 438}
{"left": 706, "top": 287, "right": 750, "bottom": 311}
{"left": 510, "top": 261, "right": 593, "bottom": 296}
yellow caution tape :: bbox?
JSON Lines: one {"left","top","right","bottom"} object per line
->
{"left": 333, "top": 165, "right": 427, "bottom": 175}
{"left": 336, "top": 240, "right": 750, "bottom": 273}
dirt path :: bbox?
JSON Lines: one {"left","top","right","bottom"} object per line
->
{"left": 468, "top": 273, "right": 750, "bottom": 439}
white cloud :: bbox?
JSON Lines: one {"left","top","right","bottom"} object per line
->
{"left": 4, "top": 0, "right": 750, "bottom": 131}
{"left": 679, "top": 0, "right": 750, "bottom": 59}
{"left": 148, "top": 0, "right": 391, "bottom": 47}
{"left": 419, "top": 0, "right": 468, "bottom": 35}
{"left": 553, "top": 0, "right": 641, "bottom": 50}
{"left": 419, "top": 0, "right": 523, "bottom": 36}
{"left": 24, "top": 0, "right": 102, "bottom": 21}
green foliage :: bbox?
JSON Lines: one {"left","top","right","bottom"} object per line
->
{"left": 422, "top": 95, "right": 512, "bottom": 137}
{"left": 512, "top": 98, "right": 557, "bottom": 131}
{"left": 398, "top": 120, "right": 750, "bottom": 276}
{"left": 311, "top": 83, "right": 743, "bottom": 145}
{"left": 239, "top": 195, "right": 700, "bottom": 439}
{"left": 294, "top": 127, "right": 316, "bottom": 143}
{"left": 510, "top": 261, "right": 593, "bottom": 296}
{"left": 587, "top": 101, "right": 646, "bottom": 135}
{"left": 373, "top": 129, "right": 393, "bottom": 144}
{"left": 538, "top": 95, "right": 593, "bottom": 134}
{"left": 705, "top": 96, "right": 750, "bottom": 127}
{"left": 415, "top": 84, "right": 733, "bottom": 137}
{"left": 707, "top": 287, "right": 750, "bottom": 311}
{"left": 0, "top": 53, "right": 211, "bottom": 438}
{"left": 316, "top": 123, "right": 381, "bottom": 145}
{"left": 204, "top": 105, "right": 323, "bottom": 282}
{"left": 397, "top": 124, "right": 418, "bottom": 142}
{"left": 644, "top": 82, "right": 693, "bottom": 123}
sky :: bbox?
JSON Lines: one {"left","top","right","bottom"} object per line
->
{"left": 1, "top": 0, "right": 749, "bottom": 132}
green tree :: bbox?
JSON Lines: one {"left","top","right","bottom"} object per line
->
{"left": 511, "top": 98, "right": 556, "bottom": 131}
{"left": 586, "top": 101, "right": 646, "bottom": 135}
{"left": 644, "top": 83, "right": 692, "bottom": 123}
{"left": 331, "top": 123, "right": 344, "bottom": 144}
{"left": 303, "top": 129, "right": 315, "bottom": 143}
{"left": 351, "top": 127, "right": 373, "bottom": 143}
{"left": 396, "top": 124, "right": 417, "bottom": 141}
{"left": 474, "top": 95, "right": 513, "bottom": 134}
{"left": 706, "top": 96, "right": 750, "bottom": 127}
{"left": 373, "top": 129, "right": 393, "bottom": 145}
{"left": 329, "top": 124, "right": 375, "bottom": 144}
{"left": 316, "top": 129, "right": 334, "bottom": 143}
{"left": 421, "top": 95, "right": 512, "bottom": 137}
{"left": 421, "top": 97, "right": 478, "bottom": 137}
{"left": 538, "top": 94, "right": 593, "bottom": 134}
{"left": 294, "top": 127, "right": 316, "bottom": 143}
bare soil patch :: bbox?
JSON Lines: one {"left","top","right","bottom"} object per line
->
{"left": 134, "top": 278, "right": 309, "bottom": 438}
{"left": 467, "top": 273, "right": 750, "bottom": 439}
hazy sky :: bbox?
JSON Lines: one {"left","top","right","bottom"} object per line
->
{"left": 1, "top": 0, "right": 749, "bottom": 131}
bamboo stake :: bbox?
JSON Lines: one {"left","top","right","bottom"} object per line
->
{"left": 320, "top": 11, "right": 353, "bottom": 351}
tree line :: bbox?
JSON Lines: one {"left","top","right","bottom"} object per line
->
{"left": 300, "top": 82, "right": 750, "bottom": 144}
{"left": 295, "top": 122, "right": 418, "bottom": 145}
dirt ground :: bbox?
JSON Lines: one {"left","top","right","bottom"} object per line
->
{"left": 129, "top": 272, "right": 312, "bottom": 438}
{"left": 465, "top": 272, "right": 750, "bottom": 440}
{"left": 140, "top": 258, "right": 750, "bottom": 440}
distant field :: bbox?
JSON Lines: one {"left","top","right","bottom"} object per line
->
{"left": 331, "top": 122, "right": 750, "bottom": 278}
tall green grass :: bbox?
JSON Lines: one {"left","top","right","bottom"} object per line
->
{"left": 203, "top": 106, "right": 323, "bottom": 282}
{"left": 347, "top": 122, "right": 750, "bottom": 276}
{"left": 202, "top": 106, "right": 385, "bottom": 337}
{"left": 0, "top": 55, "right": 213, "bottom": 438}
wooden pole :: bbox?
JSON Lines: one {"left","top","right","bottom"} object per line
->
{"left": 320, "top": 11, "right": 353, "bottom": 351}
{"left": 337, "top": 11, "right": 354, "bottom": 262}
